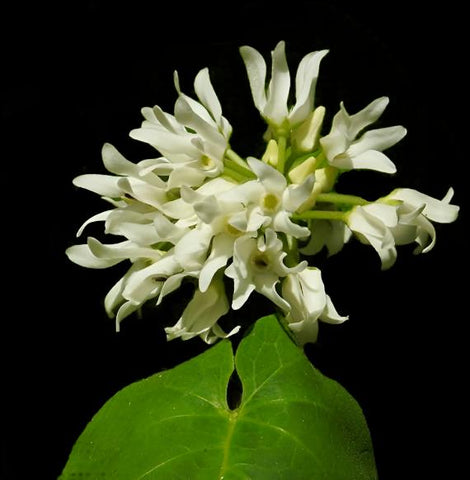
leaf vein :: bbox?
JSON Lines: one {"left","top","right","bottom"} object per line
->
{"left": 136, "top": 446, "right": 222, "bottom": 479}
{"left": 237, "top": 417, "right": 324, "bottom": 473}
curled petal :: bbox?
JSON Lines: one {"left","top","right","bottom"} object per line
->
{"left": 122, "top": 255, "right": 180, "bottom": 304}
{"left": 199, "top": 234, "right": 234, "bottom": 292}
{"left": 347, "top": 96, "right": 390, "bottom": 138}
{"left": 321, "top": 295, "right": 349, "bottom": 324}
{"left": 65, "top": 243, "right": 122, "bottom": 269}
{"left": 391, "top": 187, "right": 459, "bottom": 223}
{"left": 76, "top": 210, "right": 113, "bottom": 237}
{"left": 413, "top": 216, "right": 437, "bottom": 254}
{"left": 87, "top": 237, "right": 161, "bottom": 261}
{"left": 273, "top": 210, "right": 310, "bottom": 238}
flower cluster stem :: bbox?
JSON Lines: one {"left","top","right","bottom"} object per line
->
{"left": 223, "top": 151, "right": 256, "bottom": 182}
{"left": 292, "top": 210, "right": 347, "bottom": 221}
{"left": 316, "top": 193, "right": 369, "bottom": 206}
{"left": 226, "top": 149, "right": 248, "bottom": 168}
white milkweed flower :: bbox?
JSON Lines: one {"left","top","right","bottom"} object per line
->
{"left": 300, "top": 219, "right": 352, "bottom": 257}
{"left": 320, "top": 97, "right": 407, "bottom": 174}
{"left": 240, "top": 40, "right": 328, "bottom": 134}
{"left": 282, "top": 267, "right": 348, "bottom": 345}
{"left": 165, "top": 275, "right": 239, "bottom": 344}
{"left": 245, "top": 156, "right": 314, "bottom": 238}
{"left": 346, "top": 203, "right": 399, "bottom": 270}
{"left": 130, "top": 68, "right": 232, "bottom": 189}
{"left": 345, "top": 187, "right": 459, "bottom": 269}
{"left": 386, "top": 187, "right": 460, "bottom": 253}
{"left": 225, "top": 229, "right": 307, "bottom": 311}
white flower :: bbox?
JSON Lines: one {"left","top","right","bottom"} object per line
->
{"left": 387, "top": 187, "right": 459, "bottom": 253}
{"left": 165, "top": 276, "right": 239, "bottom": 344}
{"left": 320, "top": 97, "right": 407, "bottom": 173}
{"left": 179, "top": 180, "right": 264, "bottom": 292}
{"left": 282, "top": 267, "right": 348, "bottom": 345}
{"left": 246, "top": 157, "right": 314, "bottom": 238}
{"left": 240, "top": 40, "right": 328, "bottom": 131}
{"left": 300, "top": 219, "right": 352, "bottom": 257}
{"left": 346, "top": 203, "right": 399, "bottom": 270}
{"left": 130, "top": 68, "right": 232, "bottom": 188}
{"left": 72, "top": 143, "right": 169, "bottom": 208}
{"left": 225, "top": 229, "right": 307, "bottom": 311}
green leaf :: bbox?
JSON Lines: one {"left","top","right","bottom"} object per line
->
{"left": 60, "top": 315, "right": 377, "bottom": 479}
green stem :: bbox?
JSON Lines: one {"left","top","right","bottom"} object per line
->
{"left": 277, "top": 135, "right": 287, "bottom": 174}
{"left": 225, "top": 148, "right": 248, "bottom": 168}
{"left": 222, "top": 166, "right": 251, "bottom": 183}
{"left": 316, "top": 192, "right": 369, "bottom": 206}
{"left": 223, "top": 155, "right": 256, "bottom": 181}
{"left": 292, "top": 210, "right": 347, "bottom": 221}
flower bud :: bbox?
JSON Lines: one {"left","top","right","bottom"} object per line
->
{"left": 292, "top": 106, "right": 325, "bottom": 152}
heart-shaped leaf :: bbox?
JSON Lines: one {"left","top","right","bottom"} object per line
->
{"left": 60, "top": 315, "right": 377, "bottom": 479}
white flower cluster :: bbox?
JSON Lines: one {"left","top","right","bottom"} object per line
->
{"left": 67, "top": 41, "right": 459, "bottom": 345}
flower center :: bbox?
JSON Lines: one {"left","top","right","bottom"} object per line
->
{"left": 200, "top": 155, "right": 216, "bottom": 170}
{"left": 251, "top": 252, "right": 271, "bottom": 272}
{"left": 262, "top": 193, "right": 279, "bottom": 211}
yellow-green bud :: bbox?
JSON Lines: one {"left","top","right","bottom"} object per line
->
{"left": 288, "top": 156, "right": 318, "bottom": 184}
{"left": 292, "top": 106, "right": 326, "bottom": 152}
{"left": 261, "top": 138, "right": 279, "bottom": 167}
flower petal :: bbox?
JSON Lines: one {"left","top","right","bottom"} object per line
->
{"left": 255, "top": 272, "right": 290, "bottom": 312}
{"left": 165, "top": 278, "right": 230, "bottom": 342}
{"left": 320, "top": 295, "right": 349, "bottom": 324}
{"left": 73, "top": 174, "right": 123, "bottom": 197}
{"left": 194, "top": 68, "right": 223, "bottom": 127}
{"left": 76, "top": 210, "right": 113, "bottom": 237}
{"left": 348, "top": 126, "right": 407, "bottom": 157}
{"left": 391, "top": 187, "right": 459, "bottom": 223}
{"left": 333, "top": 149, "right": 397, "bottom": 174}
{"left": 239, "top": 45, "right": 267, "bottom": 112}
{"left": 122, "top": 255, "right": 180, "bottom": 304}
{"left": 348, "top": 96, "right": 390, "bottom": 138}
{"left": 174, "top": 226, "right": 213, "bottom": 270}
{"left": 282, "top": 174, "right": 315, "bottom": 212}
{"left": 199, "top": 234, "right": 234, "bottom": 292}
{"left": 289, "top": 49, "right": 328, "bottom": 126}
{"left": 174, "top": 96, "right": 227, "bottom": 153}
{"left": 264, "top": 41, "right": 290, "bottom": 125}
{"left": 101, "top": 143, "right": 139, "bottom": 177}
{"left": 65, "top": 243, "right": 122, "bottom": 269}
{"left": 87, "top": 237, "right": 160, "bottom": 261}
{"left": 247, "top": 156, "right": 287, "bottom": 193}
{"left": 273, "top": 210, "right": 310, "bottom": 238}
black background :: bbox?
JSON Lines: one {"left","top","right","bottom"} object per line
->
{"left": 2, "top": 1, "right": 468, "bottom": 478}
